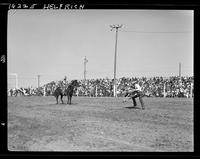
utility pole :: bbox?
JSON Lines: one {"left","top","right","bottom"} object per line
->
{"left": 179, "top": 62, "right": 181, "bottom": 78}
{"left": 110, "top": 24, "right": 123, "bottom": 97}
{"left": 84, "top": 56, "right": 88, "bottom": 96}
{"left": 84, "top": 56, "right": 88, "bottom": 81}
{"left": 37, "top": 75, "right": 40, "bottom": 88}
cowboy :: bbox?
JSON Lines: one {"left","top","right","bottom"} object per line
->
{"left": 123, "top": 81, "right": 145, "bottom": 109}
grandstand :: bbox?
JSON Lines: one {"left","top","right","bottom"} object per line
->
{"left": 8, "top": 74, "right": 194, "bottom": 98}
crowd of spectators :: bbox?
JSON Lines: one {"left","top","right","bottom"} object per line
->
{"left": 8, "top": 86, "right": 45, "bottom": 97}
{"left": 76, "top": 76, "right": 193, "bottom": 98}
{"left": 8, "top": 76, "right": 193, "bottom": 98}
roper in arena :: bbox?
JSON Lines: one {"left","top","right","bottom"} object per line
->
{"left": 123, "top": 81, "right": 145, "bottom": 110}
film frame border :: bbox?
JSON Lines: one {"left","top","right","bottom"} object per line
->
{"left": 0, "top": 0, "right": 199, "bottom": 157}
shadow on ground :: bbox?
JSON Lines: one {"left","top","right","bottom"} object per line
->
{"left": 124, "top": 106, "right": 141, "bottom": 109}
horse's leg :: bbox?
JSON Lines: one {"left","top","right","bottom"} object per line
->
{"left": 56, "top": 95, "right": 58, "bottom": 104}
{"left": 67, "top": 95, "right": 69, "bottom": 104}
{"left": 60, "top": 94, "right": 64, "bottom": 104}
{"left": 69, "top": 96, "right": 72, "bottom": 104}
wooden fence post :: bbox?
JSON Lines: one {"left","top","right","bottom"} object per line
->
{"left": 163, "top": 83, "right": 166, "bottom": 98}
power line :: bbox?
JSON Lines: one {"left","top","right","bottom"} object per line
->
{"left": 119, "top": 30, "right": 192, "bottom": 34}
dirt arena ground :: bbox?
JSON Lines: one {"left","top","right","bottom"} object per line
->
{"left": 7, "top": 96, "right": 193, "bottom": 152}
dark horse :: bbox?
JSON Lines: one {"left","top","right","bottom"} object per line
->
{"left": 53, "top": 80, "right": 79, "bottom": 104}
{"left": 53, "top": 87, "right": 64, "bottom": 104}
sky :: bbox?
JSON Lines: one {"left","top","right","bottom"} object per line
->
{"left": 7, "top": 9, "right": 193, "bottom": 88}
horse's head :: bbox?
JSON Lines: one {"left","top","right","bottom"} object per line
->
{"left": 71, "top": 80, "right": 80, "bottom": 87}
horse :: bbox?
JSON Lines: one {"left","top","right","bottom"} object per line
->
{"left": 53, "top": 80, "right": 79, "bottom": 104}
{"left": 64, "top": 80, "right": 79, "bottom": 104}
